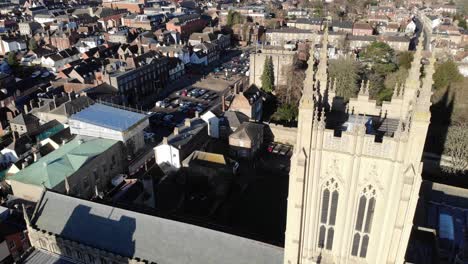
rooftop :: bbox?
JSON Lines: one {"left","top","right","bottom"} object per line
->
{"left": 9, "top": 136, "right": 118, "bottom": 188}
{"left": 167, "top": 118, "right": 207, "bottom": 149}
{"left": 70, "top": 103, "right": 147, "bottom": 132}
{"left": 31, "top": 190, "right": 284, "bottom": 264}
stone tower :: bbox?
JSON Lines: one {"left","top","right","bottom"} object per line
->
{"left": 284, "top": 30, "right": 433, "bottom": 264}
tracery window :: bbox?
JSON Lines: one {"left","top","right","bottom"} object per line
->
{"left": 318, "top": 178, "right": 339, "bottom": 250}
{"left": 351, "top": 185, "right": 376, "bottom": 258}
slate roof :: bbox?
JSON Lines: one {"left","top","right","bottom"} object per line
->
{"left": 167, "top": 118, "right": 207, "bottom": 149}
{"left": 9, "top": 136, "right": 118, "bottom": 188}
{"left": 70, "top": 103, "right": 147, "bottom": 132}
{"left": 223, "top": 111, "right": 249, "bottom": 130}
{"left": 10, "top": 113, "right": 39, "bottom": 126}
{"left": 31, "top": 190, "right": 284, "bottom": 264}
{"left": 295, "top": 17, "right": 322, "bottom": 25}
{"left": 230, "top": 122, "right": 263, "bottom": 141}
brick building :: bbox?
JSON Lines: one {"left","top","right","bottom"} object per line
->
{"left": 166, "top": 14, "right": 207, "bottom": 40}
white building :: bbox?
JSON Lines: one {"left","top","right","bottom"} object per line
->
{"left": 0, "top": 38, "right": 26, "bottom": 55}
{"left": 154, "top": 118, "right": 208, "bottom": 170}
{"left": 201, "top": 111, "right": 219, "bottom": 138}
{"left": 69, "top": 103, "right": 149, "bottom": 156}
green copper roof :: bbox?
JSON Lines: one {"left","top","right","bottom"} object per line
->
{"left": 9, "top": 136, "right": 118, "bottom": 188}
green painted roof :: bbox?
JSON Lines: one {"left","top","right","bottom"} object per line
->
{"left": 9, "top": 136, "right": 118, "bottom": 188}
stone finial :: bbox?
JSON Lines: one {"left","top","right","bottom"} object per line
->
{"left": 94, "top": 185, "right": 100, "bottom": 198}
{"left": 64, "top": 176, "right": 70, "bottom": 195}
{"left": 359, "top": 80, "right": 365, "bottom": 95}
{"left": 313, "top": 106, "right": 319, "bottom": 123}
{"left": 318, "top": 107, "right": 326, "bottom": 130}
{"left": 22, "top": 203, "right": 30, "bottom": 226}
{"left": 394, "top": 82, "right": 400, "bottom": 96}
{"left": 365, "top": 80, "right": 370, "bottom": 95}
{"left": 417, "top": 49, "right": 436, "bottom": 111}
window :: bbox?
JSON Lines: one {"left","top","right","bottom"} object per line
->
{"left": 100, "top": 257, "right": 107, "bottom": 264}
{"left": 8, "top": 240, "right": 15, "bottom": 249}
{"left": 65, "top": 246, "right": 72, "bottom": 256}
{"left": 88, "top": 254, "right": 95, "bottom": 263}
{"left": 76, "top": 250, "right": 83, "bottom": 260}
{"left": 83, "top": 175, "right": 90, "bottom": 189}
{"left": 93, "top": 169, "right": 99, "bottom": 181}
{"left": 351, "top": 185, "right": 376, "bottom": 258}
{"left": 317, "top": 178, "right": 339, "bottom": 250}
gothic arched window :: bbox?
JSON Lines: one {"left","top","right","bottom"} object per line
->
{"left": 318, "top": 178, "right": 339, "bottom": 250}
{"left": 351, "top": 185, "right": 376, "bottom": 258}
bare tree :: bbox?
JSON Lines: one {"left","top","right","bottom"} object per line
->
{"left": 276, "top": 64, "right": 305, "bottom": 107}
{"left": 442, "top": 122, "right": 468, "bottom": 174}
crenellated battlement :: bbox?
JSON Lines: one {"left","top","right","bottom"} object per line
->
{"left": 320, "top": 125, "right": 404, "bottom": 160}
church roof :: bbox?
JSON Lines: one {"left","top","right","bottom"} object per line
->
{"left": 31, "top": 190, "right": 284, "bottom": 264}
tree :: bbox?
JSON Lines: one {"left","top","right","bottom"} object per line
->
{"left": 384, "top": 67, "right": 408, "bottom": 92}
{"left": 261, "top": 56, "right": 274, "bottom": 93}
{"left": 6, "top": 52, "right": 18, "bottom": 67}
{"left": 454, "top": 13, "right": 467, "bottom": 29}
{"left": 442, "top": 122, "right": 468, "bottom": 174}
{"left": 328, "top": 57, "right": 361, "bottom": 101}
{"left": 433, "top": 60, "right": 463, "bottom": 90}
{"left": 360, "top": 42, "right": 395, "bottom": 69}
{"left": 277, "top": 64, "right": 305, "bottom": 107}
{"left": 273, "top": 104, "right": 298, "bottom": 123}
{"left": 28, "top": 38, "right": 38, "bottom": 50}
{"left": 397, "top": 51, "right": 413, "bottom": 70}
{"left": 360, "top": 42, "right": 397, "bottom": 99}
{"left": 226, "top": 10, "right": 242, "bottom": 27}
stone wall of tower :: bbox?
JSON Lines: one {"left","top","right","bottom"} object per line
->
{"left": 249, "top": 48, "right": 296, "bottom": 88}
{"left": 283, "top": 32, "right": 431, "bottom": 264}
{"left": 284, "top": 119, "right": 424, "bottom": 263}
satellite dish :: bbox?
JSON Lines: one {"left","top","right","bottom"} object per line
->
{"left": 0, "top": 89, "right": 7, "bottom": 94}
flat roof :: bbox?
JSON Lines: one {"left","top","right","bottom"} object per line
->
{"left": 70, "top": 103, "right": 147, "bottom": 132}
{"left": 9, "top": 136, "right": 118, "bottom": 188}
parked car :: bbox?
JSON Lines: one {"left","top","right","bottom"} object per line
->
{"left": 31, "top": 70, "right": 41, "bottom": 78}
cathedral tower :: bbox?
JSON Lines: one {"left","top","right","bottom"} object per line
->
{"left": 284, "top": 33, "right": 433, "bottom": 264}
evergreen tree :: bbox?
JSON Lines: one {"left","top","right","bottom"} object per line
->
{"left": 433, "top": 60, "right": 463, "bottom": 90}
{"left": 6, "top": 52, "right": 18, "bottom": 67}
{"left": 261, "top": 56, "right": 274, "bottom": 93}
{"left": 28, "top": 38, "right": 38, "bottom": 50}
{"left": 329, "top": 57, "right": 361, "bottom": 101}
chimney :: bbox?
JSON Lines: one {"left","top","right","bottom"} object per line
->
{"left": 29, "top": 99, "right": 38, "bottom": 110}
{"left": 12, "top": 131, "right": 18, "bottom": 142}
{"left": 162, "top": 137, "right": 168, "bottom": 144}
{"left": 33, "top": 151, "right": 41, "bottom": 162}
{"left": 222, "top": 95, "right": 226, "bottom": 112}
{"left": 173, "top": 127, "right": 179, "bottom": 135}
{"left": 23, "top": 104, "right": 29, "bottom": 113}
{"left": 195, "top": 111, "right": 199, "bottom": 118}
{"left": 52, "top": 94, "right": 58, "bottom": 108}
{"left": 184, "top": 118, "right": 191, "bottom": 127}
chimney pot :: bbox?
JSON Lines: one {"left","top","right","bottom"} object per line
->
{"left": 184, "top": 118, "right": 191, "bottom": 127}
{"left": 173, "top": 127, "right": 179, "bottom": 135}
